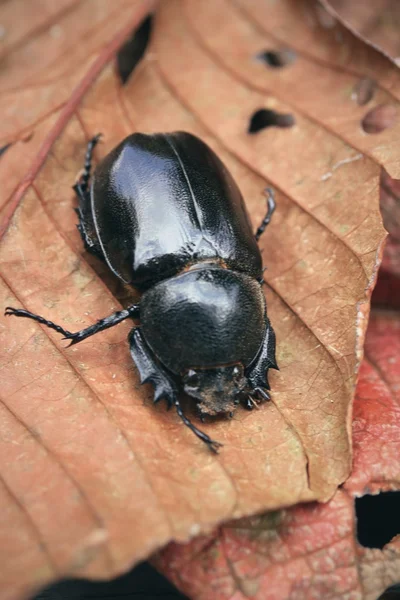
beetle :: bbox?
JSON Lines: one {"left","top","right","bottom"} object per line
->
{"left": 5, "top": 132, "right": 277, "bottom": 452}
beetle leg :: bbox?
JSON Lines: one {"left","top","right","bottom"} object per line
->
{"left": 73, "top": 134, "right": 105, "bottom": 260}
{"left": 254, "top": 387, "right": 270, "bottom": 400}
{"left": 245, "top": 397, "right": 254, "bottom": 410}
{"left": 78, "top": 133, "right": 102, "bottom": 194}
{"left": 246, "top": 316, "right": 278, "bottom": 393}
{"left": 73, "top": 182, "right": 105, "bottom": 260}
{"left": 255, "top": 187, "right": 276, "bottom": 242}
{"left": 197, "top": 407, "right": 207, "bottom": 423}
{"left": 129, "top": 328, "right": 178, "bottom": 405}
{"left": 129, "top": 329, "right": 222, "bottom": 453}
{"left": 4, "top": 304, "right": 139, "bottom": 346}
{"left": 257, "top": 267, "right": 268, "bottom": 286}
{"left": 248, "top": 395, "right": 260, "bottom": 409}
{"left": 174, "top": 397, "right": 223, "bottom": 454}
{"left": 74, "top": 187, "right": 104, "bottom": 260}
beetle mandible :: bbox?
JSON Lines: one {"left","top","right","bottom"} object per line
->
{"left": 5, "top": 132, "right": 278, "bottom": 452}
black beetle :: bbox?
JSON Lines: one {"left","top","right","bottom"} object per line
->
{"left": 5, "top": 132, "right": 277, "bottom": 452}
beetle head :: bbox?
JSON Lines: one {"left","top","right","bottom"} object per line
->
{"left": 182, "top": 364, "right": 247, "bottom": 416}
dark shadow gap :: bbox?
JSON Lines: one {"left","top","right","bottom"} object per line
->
{"left": 352, "top": 77, "right": 376, "bottom": 106}
{"left": 378, "top": 584, "right": 400, "bottom": 599}
{"left": 116, "top": 15, "right": 153, "bottom": 85}
{"left": 31, "top": 561, "right": 188, "bottom": 600}
{"left": 0, "top": 143, "right": 11, "bottom": 158}
{"left": 256, "top": 49, "right": 296, "bottom": 68}
{"left": 248, "top": 109, "right": 295, "bottom": 134}
{"left": 361, "top": 103, "right": 397, "bottom": 134}
{"left": 356, "top": 491, "right": 400, "bottom": 549}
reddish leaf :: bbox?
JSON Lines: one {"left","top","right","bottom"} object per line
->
{"left": 154, "top": 310, "right": 400, "bottom": 600}
{"left": 0, "top": 0, "right": 393, "bottom": 598}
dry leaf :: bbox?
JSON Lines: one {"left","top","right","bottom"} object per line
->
{"left": 0, "top": 0, "right": 157, "bottom": 227}
{"left": 0, "top": 0, "right": 392, "bottom": 598}
{"left": 327, "top": 0, "right": 400, "bottom": 64}
{"left": 361, "top": 105, "right": 398, "bottom": 135}
{"left": 154, "top": 309, "right": 400, "bottom": 600}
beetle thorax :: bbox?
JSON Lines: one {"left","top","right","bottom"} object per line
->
{"left": 140, "top": 266, "right": 266, "bottom": 377}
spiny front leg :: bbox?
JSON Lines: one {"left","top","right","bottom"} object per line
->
{"left": 129, "top": 329, "right": 222, "bottom": 453}
{"left": 244, "top": 387, "right": 270, "bottom": 411}
{"left": 244, "top": 316, "right": 278, "bottom": 410}
{"left": 129, "top": 328, "right": 178, "bottom": 405}
{"left": 5, "top": 304, "right": 139, "bottom": 346}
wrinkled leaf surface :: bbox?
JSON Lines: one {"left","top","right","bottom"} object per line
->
{"left": 154, "top": 309, "right": 400, "bottom": 600}
{"left": 0, "top": 0, "right": 392, "bottom": 598}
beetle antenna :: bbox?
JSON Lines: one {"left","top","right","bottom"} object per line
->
{"left": 173, "top": 397, "right": 222, "bottom": 453}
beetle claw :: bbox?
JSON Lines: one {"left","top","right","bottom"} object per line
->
{"left": 206, "top": 438, "right": 223, "bottom": 454}
{"left": 62, "top": 334, "right": 79, "bottom": 347}
{"left": 245, "top": 397, "right": 254, "bottom": 410}
{"left": 247, "top": 395, "right": 261, "bottom": 410}
{"left": 254, "top": 387, "right": 270, "bottom": 401}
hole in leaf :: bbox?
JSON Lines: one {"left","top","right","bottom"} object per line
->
{"left": 0, "top": 143, "right": 10, "bottom": 158}
{"left": 256, "top": 49, "right": 296, "bottom": 68}
{"left": 30, "top": 562, "right": 188, "bottom": 600}
{"left": 248, "top": 109, "right": 295, "bottom": 134}
{"left": 379, "top": 168, "right": 400, "bottom": 236}
{"left": 116, "top": 15, "right": 153, "bottom": 84}
{"left": 352, "top": 77, "right": 376, "bottom": 106}
{"left": 355, "top": 491, "right": 400, "bottom": 548}
{"left": 378, "top": 584, "right": 400, "bottom": 599}
{"left": 361, "top": 104, "right": 397, "bottom": 134}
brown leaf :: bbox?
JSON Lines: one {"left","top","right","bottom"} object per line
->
{"left": 154, "top": 310, "right": 400, "bottom": 600}
{"left": 0, "top": 0, "right": 390, "bottom": 597}
{"left": 361, "top": 104, "right": 398, "bottom": 134}
{"left": 327, "top": 0, "right": 400, "bottom": 64}
{"left": 0, "top": 0, "right": 157, "bottom": 236}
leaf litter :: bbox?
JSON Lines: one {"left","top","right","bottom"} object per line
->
{"left": 154, "top": 279, "right": 400, "bottom": 600}
{"left": 0, "top": 0, "right": 394, "bottom": 598}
